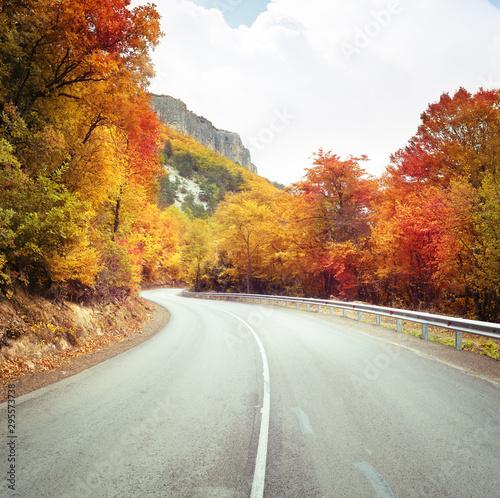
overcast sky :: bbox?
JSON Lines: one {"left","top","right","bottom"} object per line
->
{"left": 134, "top": 0, "right": 500, "bottom": 185}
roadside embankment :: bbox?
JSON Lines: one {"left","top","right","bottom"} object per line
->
{"left": 0, "top": 289, "right": 170, "bottom": 401}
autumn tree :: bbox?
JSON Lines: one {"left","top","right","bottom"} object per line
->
{"left": 0, "top": 0, "right": 167, "bottom": 298}
{"left": 181, "top": 219, "right": 211, "bottom": 291}
{"left": 289, "top": 150, "right": 378, "bottom": 298}
{"left": 0, "top": 0, "right": 161, "bottom": 120}
{"left": 379, "top": 88, "right": 500, "bottom": 318}
{"left": 387, "top": 88, "right": 500, "bottom": 191}
{"left": 129, "top": 202, "right": 187, "bottom": 285}
{"left": 213, "top": 180, "right": 278, "bottom": 293}
{"left": 257, "top": 190, "right": 314, "bottom": 296}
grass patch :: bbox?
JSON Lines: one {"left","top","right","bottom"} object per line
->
{"left": 479, "top": 340, "right": 499, "bottom": 360}
{"left": 430, "top": 336, "right": 455, "bottom": 347}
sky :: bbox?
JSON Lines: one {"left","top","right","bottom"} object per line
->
{"left": 133, "top": 0, "right": 500, "bottom": 186}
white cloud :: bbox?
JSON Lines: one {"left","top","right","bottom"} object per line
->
{"left": 140, "top": 0, "right": 500, "bottom": 185}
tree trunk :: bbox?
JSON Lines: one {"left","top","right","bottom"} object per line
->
{"left": 112, "top": 195, "right": 121, "bottom": 241}
{"left": 246, "top": 241, "right": 251, "bottom": 294}
{"left": 246, "top": 256, "right": 251, "bottom": 294}
{"left": 195, "top": 262, "right": 201, "bottom": 292}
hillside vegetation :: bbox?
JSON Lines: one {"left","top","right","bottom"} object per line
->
{"left": 158, "top": 127, "right": 251, "bottom": 216}
{"left": 0, "top": 1, "right": 272, "bottom": 375}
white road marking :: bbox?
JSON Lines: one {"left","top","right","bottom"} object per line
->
{"left": 354, "top": 461, "right": 395, "bottom": 498}
{"left": 204, "top": 304, "right": 270, "bottom": 498}
{"left": 291, "top": 407, "right": 315, "bottom": 435}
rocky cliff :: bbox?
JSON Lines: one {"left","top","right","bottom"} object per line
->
{"left": 151, "top": 94, "right": 257, "bottom": 174}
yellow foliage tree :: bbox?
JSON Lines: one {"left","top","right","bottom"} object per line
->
{"left": 181, "top": 219, "right": 212, "bottom": 291}
{"left": 213, "top": 183, "right": 278, "bottom": 293}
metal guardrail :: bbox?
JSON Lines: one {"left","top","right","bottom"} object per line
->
{"left": 182, "top": 290, "right": 500, "bottom": 359}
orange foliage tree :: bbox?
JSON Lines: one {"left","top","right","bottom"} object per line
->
{"left": 0, "top": 0, "right": 177, "bottom": 300}
{"left": 289, "top": 149, "right": 378, "bottom": 299}
{"left": 193, "top": 89, "right": 500, "bottom": 322}
{"left": 376, "top": 88, "right": 500, "bottom": 318}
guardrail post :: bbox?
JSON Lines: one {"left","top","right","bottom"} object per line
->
{"left": 318, "top": 304, "right": 321, "bottom": 313}
{"left": 455, "top": 330, "right": 462, "bottom": 350}
{"left": 422, "top": 323, "right": 429, "bottom": 341}
{"left": 296, "top": 302, "right": 299, "bottom": 309}
{"left": 330, "top": 306, "right": 334, "bottom": 315}
{"left": 358, "top": 311, "right": 363, "bottom": 322}
{"left": 306, "top": 303, "right": 310, "bottom": 311}
{"left": 286, "top": 301, "right": 289, "bottom": 308}
{"left": 376, "top": 315, "right": 381, "bottom": 326}
{"left": 397, "top": 319, "right": 402, "bottom": 333}
{"left": 343, "top": 308, "right": 347, "bottom": 317}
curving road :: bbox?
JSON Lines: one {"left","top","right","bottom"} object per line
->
{"left": 2, "top": 288, "right": 500, "bottom": 497}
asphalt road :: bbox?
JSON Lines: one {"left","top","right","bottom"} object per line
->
{"left": 2, "top": 288, "right": 500, "bottom": 497}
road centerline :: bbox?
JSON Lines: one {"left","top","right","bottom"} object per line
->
{"left": 203, "top": 303, "right": 270, "bottom": 498}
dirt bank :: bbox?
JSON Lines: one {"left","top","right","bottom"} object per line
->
{"left": 0, "top": 290, "right": 170, "bottom": 402}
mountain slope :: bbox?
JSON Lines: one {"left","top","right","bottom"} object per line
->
{"left": 151, "top": 94, "right": 257, "bottom": 173}
{"left": 158, "top": 125, "right": 266, "bottom": 216}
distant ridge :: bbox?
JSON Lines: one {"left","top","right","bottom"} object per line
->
{"left": 151, "top": 94, "right": 257, "bottom": 174}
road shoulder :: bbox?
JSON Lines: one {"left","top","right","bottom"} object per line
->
{"left": 0, "top": 301, "right": 169, "bottom": 402}
{"left": 284, "top": 306, "right": 500, "bottom": 387}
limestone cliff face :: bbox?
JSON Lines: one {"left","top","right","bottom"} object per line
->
{"left": 151, "top": 94, "right": 257, "bottom": 174}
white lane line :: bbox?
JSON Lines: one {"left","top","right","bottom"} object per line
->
{"left": 291, "top": 407, "right": 314, "bottom": 435}
{"left": 353, "top": 462, "right": 395, "bottom": 498}
{"left": 204, "top": 304, "right": 270, "bottom": 498}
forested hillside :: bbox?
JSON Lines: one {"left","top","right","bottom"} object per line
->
{"left": 191, "top": 89, "right": 500, "bottom": 324}
{"left": 0, "top": 0, "right": 168, "bottom": 299}
{"left": 158, "top": 127, "right": 252, "bottom": 216}
{"left": 0, "top": 1, "right": 277, "bottom": 373}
